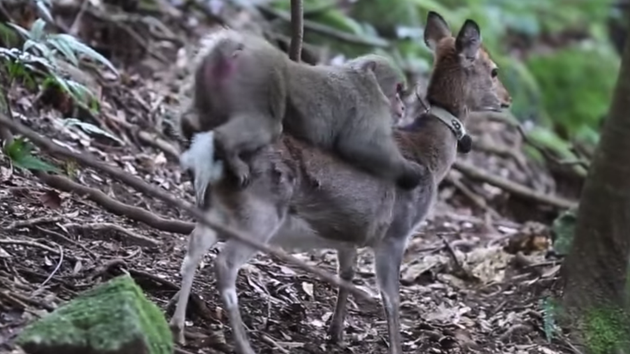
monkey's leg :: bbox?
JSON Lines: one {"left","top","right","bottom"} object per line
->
{"left": 335, "top": 135, "right": 426, "bottom": 190}
{"left": 214, "top": 114, "right": 280, "bottom": 187}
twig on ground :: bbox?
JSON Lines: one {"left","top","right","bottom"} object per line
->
{"left": 137, "top": 130, "right": 180, "bottom": 159}
{"left": 257, "top": 5, "right": 390, "bottom": 48}
{"left": 438, "top": 235, "right": 462, "bottom": 270}
{"left": 35, "top": 243, "right": 64, "bottom": 292}
{"left": 445, "top": 173, "right": 500, "bottom": 219}
{"left": 0, "top": 238, "right": 79, "bottom": 263}
{"left": 61, "top": 222, "right": 161, "bottom": 248}
{"left": 1, "top": 290, "right": 56, "bottom": 312}
{"left": 453, "top": 160, "right": 577, "bottom": 209}
{"left": 498, "top": 323, "right": 533, "bottom": 342}
{"left": 0, "top": 239, "right": 62, "bottom": 255}
{"left": 473, "top": 139, "right": 530, "bottom": 172}
{"left": 35, "top": 172, "right": 193, "bottom": 234}
{"left": 6, "top": 215, "right": 66, "bottom": 230}
{"left": 36, "top": 226, "right": 99, "bottom": 259}
{"left": 260, "top": 334, "right": 290, "bottom": 354}
{"left": 0, "top": 113, "right": 375, "bottom": 303}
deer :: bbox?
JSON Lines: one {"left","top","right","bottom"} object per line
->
{"left": 170, "top": 11, "right": 512, "bottom": 354}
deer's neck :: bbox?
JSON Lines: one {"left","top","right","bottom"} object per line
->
{"left": 397, "top": 102, "right": 467, "bottom": 183}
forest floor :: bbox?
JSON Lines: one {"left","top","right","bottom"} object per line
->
{"left": 0, "top": 2, "right": 579, "bottom": 354}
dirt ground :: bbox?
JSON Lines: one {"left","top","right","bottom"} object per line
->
{"left": 0, "top": 2, "right": 579, "bottom": 354}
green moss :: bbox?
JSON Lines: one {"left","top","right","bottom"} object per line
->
{"left": 584, "top": 306, "right": 630, "bottom": 354}
{"left": 17, "top": 274, "right": 173, "bottom": 354}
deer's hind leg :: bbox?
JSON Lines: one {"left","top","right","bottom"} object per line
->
{"left": 170, "top": 217, "right": 221, "bottom": 344}
{"left": 328, "top": 246, "right": 358, "bottom": 343}
{"left": 214, "top": 199, "right": 287, "bottom": 354}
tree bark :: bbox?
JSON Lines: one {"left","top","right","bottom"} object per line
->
{"left": 560, "top": 9, "right": 630, "bottom": 353}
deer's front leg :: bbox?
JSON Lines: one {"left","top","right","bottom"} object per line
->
{"left": 374, "top": 237, "right": 406, "bottom": 354}
{"left": 328, "top": 247, "right": 358, "bottom": 343}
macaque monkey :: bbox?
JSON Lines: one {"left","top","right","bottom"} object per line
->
{"left": 189, "top": 31, "right": 288, "bottom": 186}
{"left": 184, "top": 31, "right": 424, "bottom": 189}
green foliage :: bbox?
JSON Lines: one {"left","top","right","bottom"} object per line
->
{"left": 527, "top": 43, "right": 619, "bottom": 142}
{"left": 541, "top": 297, "right": 560, "bottom": 342}
{"left": 2, "top": 137, "right": 60, "bottom": 173}
{"left": 6, "top": 19, "right": 118, "bottom": 75}
{"left": 63, "top": 118, "right": 123, "bottom": 144}
{"left": 0, "top": 18, "right": 117, "bottom": 114}
{"left": 584, "top": 306, "right": 630, "bottom": 354}
{"left": 550, "top": 207, "right": 577, "bottom": 256}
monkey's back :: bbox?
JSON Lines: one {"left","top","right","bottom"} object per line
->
{"left": 193, "top": 30, "right": 290, "bottom": 126}
{"left": 284, "top": 62, "right": 391, "bottom": 147}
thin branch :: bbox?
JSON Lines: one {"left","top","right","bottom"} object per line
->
{"left": 35, "top": 172, "right": 193, "bottom": 234}
{"left": 453, "top": 160, "right": 577, "bottom": 209}
{"left": 258, "top": 5, "right": 390, "bottom": 48}
{"left": 137, "top": 130, "right": 180, "bottom": 159}
{"left": 36, "top": 243, "right": 64, "bottom": 291}
{"left": 6, "top": 215, "right": 66, "bottom": 230}
{"left": 289, "top": 0, "right": 303, "bottom": 62}
{"left": 36, "top": 226, "right": 99, "bottom": 259}
{"left": 445, "top": 173, "right": 500, "bottom": 218}
{"left": 0, "top": 114, "right": 375, "bottom": 303}
{"left": 61, "top": 222, "right": 161, "bottom": 248}
{"left": 0, "top": 239, "right": 61, "bottom": 254}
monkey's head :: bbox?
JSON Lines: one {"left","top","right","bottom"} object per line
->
{"left": 423, "top": 12, "right": 512, "bottom": 115}
{"left": 346, "top": 54, "right": 407, "bottom": 120}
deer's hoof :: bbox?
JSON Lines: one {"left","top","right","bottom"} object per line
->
{"left": 169, "top": 322, "right": 186, "bottom": 346}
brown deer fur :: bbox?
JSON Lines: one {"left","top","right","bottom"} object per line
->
{"left": 170, "top": 11, "right": 512, "bottom": 354}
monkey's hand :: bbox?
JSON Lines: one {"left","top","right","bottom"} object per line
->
{"left": 396, "top": 161, "right": 427, "bottom": 190}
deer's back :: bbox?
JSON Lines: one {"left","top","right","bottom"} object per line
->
{"left": 213, "top": 134, "right": 437, "bottom": 249}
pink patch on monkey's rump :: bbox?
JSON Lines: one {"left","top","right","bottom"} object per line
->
{"left": 206, "top": 55, "right": 239, "bottom": 83}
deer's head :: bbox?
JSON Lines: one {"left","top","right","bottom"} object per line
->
{"left": 423, "top": 12, "right": 512, "bottom": 115}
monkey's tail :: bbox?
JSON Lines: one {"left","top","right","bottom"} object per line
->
{"left": 180, "top": 131, "right": 225, "bottom": 207}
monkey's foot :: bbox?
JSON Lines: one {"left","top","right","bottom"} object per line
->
{"left": 236, "top": 173, "right": 251, "bottom": 188}
{"left": 226, "top": 157, "right": 251, "bottom": 188}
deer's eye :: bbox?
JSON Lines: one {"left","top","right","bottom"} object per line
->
{"left": 491, "top": 68, "right": 498, "bottom": 78}
{"left": 396, "top": 83, "right": 404, "bottom": 93}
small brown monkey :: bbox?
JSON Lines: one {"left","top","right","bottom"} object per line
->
{"left": 189, "top": 30, "right": 289, "bottom": 186}
{"left": 283, "top": 53, "right": 424, "bottom": 189}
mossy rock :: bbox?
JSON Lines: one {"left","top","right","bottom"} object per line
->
{"left": 16, "top": 274, "right": 173, "bottom": 354}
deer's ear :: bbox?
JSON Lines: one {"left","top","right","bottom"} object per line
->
{"left": 455, "top": 19, "right": 481, "bottom": 65}
{"left": 424, "top": 11, "right": 451, "bottom": 51}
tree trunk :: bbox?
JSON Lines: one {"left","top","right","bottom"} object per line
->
{"left": 560, "top": 9, "right": 630, "bottom": 353}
